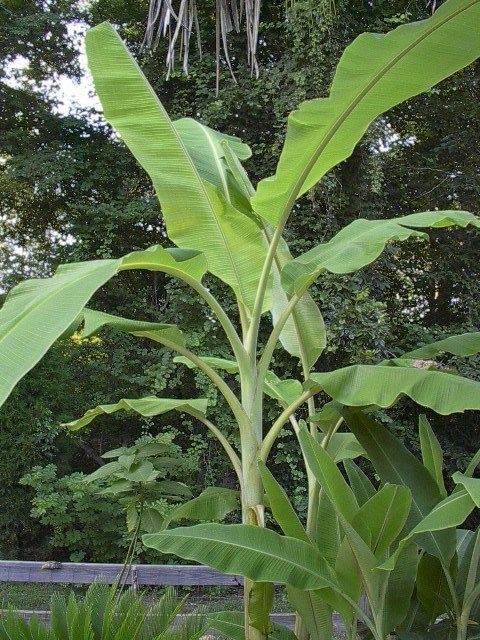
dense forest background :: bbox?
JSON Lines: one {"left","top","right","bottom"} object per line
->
{"left": 0, "top": 0, "right": 479, "bottom": 561}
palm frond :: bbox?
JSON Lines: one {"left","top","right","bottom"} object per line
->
{"left": 84, "top": 583, "right": 115, "bottom": 640}
{"left": 66, "top": 593, "right": 94, "bottom": 640}
{"left": 27, "top": 615, "right": 54, "bottom": 640}
{"left": 140, "top": 587, "right": 185, "bottom": 640}
{"left": 0, "top": 584, "right": 204, "bottom": 640}
{"left": 50, "top": 594, "right": 69, "bottom": 640}
{"left": 111, "top": 591, "right": 146, "bottom": 640}
{"left": 0, "top": 609, "right": 46, "bottom": 640}
{"left": 167, "top": 606, "right": 208, "bottom": 640}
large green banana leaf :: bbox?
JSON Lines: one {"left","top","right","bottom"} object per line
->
{"left": 306, "top": 363, "right": 480, "bottom": 415}
{"left": 283, "top": 211, "right": 480, "bottom": 294}
{"left": 86, "top": 22, "right": 270, "bottom": 313}
{"left": 0, "top": 259, "right": 120, "bottom": 409}
{"left": 402, "top": 331, "right": 480, "bottom": 360}
{"left": 252, "top": 0, "right": 480, "bottom": 224}
{"left": 0, "top": 245, "right": 206, "bottom": 410}
{"left": 381, "top": 488, "right": 477, "bottom": 571}
{"left": 341, "top": 408, "right": 456, "bottom": 567}
{"left": 353, "top": 484, "right": 412, "bottom": 559}
{"left": 82, "top": 309, "right": 185, "bottom": 348}
{"left": 64, "top": 397, "right": 208, "bottom": 431}
{"left": 143, "top": 523, "right": 339, "bottom": 591}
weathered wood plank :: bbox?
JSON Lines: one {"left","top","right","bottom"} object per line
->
{"left": 0, "top": 561, "right": 242, "bottom": 586}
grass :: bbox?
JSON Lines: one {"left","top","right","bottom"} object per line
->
{"left": 0, "top": 583, "right": 86, "bottom": 610}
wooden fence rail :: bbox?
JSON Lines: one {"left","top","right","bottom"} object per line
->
{"left": 0, "top": 560, "right": 242, "bottom": 587}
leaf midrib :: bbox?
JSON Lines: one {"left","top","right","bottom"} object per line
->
{"left": 195, "top": 121, "right": 231, "bottom": 203}
{"left": 109, "top": 30, "right": 250, "bottom": 305}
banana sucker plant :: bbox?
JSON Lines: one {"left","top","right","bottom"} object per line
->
{"left": 193, "top": 410, "right": 480, "bottom": 640}
{"left": 1, "top": 0, "right": 480, "bottom": 638}
{"left": 350, "top": 413, "right": 480, "bottom": 640}
{"left": 300, "top": 410, "right": 480, "bottom": 640}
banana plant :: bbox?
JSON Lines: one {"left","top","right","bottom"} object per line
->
{"left": 342, "top": 412, "right": 480, "bottom": 640}
{"left": 145, "top": 432, "right": 413, "bottom": 640}
{"left": 302, "top": 419, "right": 480, "bottom": 640}
{"left": 1, "top": 1, "right": 480, "bottom": 638}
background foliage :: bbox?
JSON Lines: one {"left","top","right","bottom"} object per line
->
{"left": 0, "top": 0, "right": 478, "bottom": 560}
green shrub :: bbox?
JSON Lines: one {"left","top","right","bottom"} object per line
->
{"left": 20, "top": 432, "right": 200, "bottom": 562}
{"left": 20, "top": 464, "right": 128, "bottom": 562}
